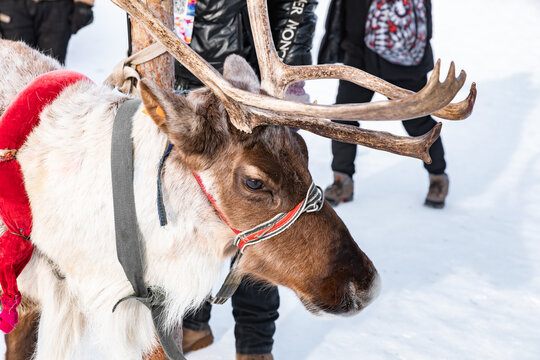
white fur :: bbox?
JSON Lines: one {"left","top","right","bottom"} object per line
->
{"left": 1, "top": 41, "right": 235, "bottom": 359}
{"left": 0, "top": 40, "right": 60, "bottom": 115}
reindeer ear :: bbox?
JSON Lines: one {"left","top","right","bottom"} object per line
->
{"left": 138, "top": 78, "right": 229, "bottom": 169}
{"left": 223, "top": 54, "right": 260, "bottom": 93}
{"left": 139, "top": 78, "right": 194, "bottom": 132}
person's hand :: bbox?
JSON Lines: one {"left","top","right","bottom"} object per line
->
{"left": 71, "top": 2, "right": 94, "bottom": 35}
{"left": 285, "top": 80, "right": 310, "bottom": 104}
{"left": 0, "top": 13, "right": 12, "bottom": 38}
{"left": 284, "top": 81, "right": 310, "bottom": 132}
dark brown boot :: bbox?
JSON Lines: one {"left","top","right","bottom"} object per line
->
{"left": 324, "top": 171, "right": 354, "bottom": 206}
{"left": 425, "top": 173, "right": 449, "bottom": 209}
{"left": 236, "top": 353, "right": 274, "bottom": 360}
{"left": 182, "top": 326, "right": 214, "bottom": 353}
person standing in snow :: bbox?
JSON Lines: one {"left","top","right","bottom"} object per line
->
{"left": 0, "top": 0, "right": 94, "bottom": 64}
{"left": 319, "top": 0, "right": 450, "bottom": 208}
{"left": 144, "top": 1, "right": 318, "bottom": 360}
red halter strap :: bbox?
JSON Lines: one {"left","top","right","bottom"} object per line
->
{"left": 235, "top": 200, "right": 304, "bottom": 250}
{"left": 191, "top": 171, "right": 241, "bottom": 234}
{"left": 192, "top": 172, "right": 323, "bottom": 252}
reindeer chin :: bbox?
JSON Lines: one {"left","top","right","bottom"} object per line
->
{"left": 297, "top": 272, "right": 381, "bottom": 317}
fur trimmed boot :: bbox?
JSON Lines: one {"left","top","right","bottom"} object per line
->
{"left": 425, "top": 173, "right": 449, "bottom": 209}
{"left": 182, "top": 326, "right": 214, "bottom": 353}
{"left": 236, "top": 353, "right": 274, "bottom": 360}
{"left": 324, "top": 171, "right": 354, "bottom": 206}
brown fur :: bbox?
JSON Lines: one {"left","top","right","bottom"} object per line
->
{"left": 4, "top": 306, "right": 39, "bottom": 360}
{"left": 219, "top": 128, "right": 376, "bottom": 313}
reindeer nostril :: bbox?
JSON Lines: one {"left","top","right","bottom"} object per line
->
{"left": 347, "top": 271, "right": 381, "bottom": 312}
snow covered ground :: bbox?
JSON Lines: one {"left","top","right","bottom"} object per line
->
{"left": 2, "top": 0, "right": 540, "bottom": 358}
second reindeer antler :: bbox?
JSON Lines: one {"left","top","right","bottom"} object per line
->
{"left": 111, "top": 0, "right": 476, "bottom": 163}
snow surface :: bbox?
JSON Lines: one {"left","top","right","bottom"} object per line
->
{"left": 2, "top": 0, "right": 540, "bottom": 358}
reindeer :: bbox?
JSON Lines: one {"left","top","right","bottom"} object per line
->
{"left": 0, "top": 0, "right": 476, "bottom": 358}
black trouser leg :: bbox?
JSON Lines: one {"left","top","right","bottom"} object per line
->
{"left": 0, "top": 0, "right": 72, "bottom": 64}
{"left": 331, "top": 79, "right": 375, "bottom": 177}
{"left": 232, "top": 279, "right": 279, "bottom": 355}
{"left": 183, "top": 299, "right": 212, "bottom": 331}
{"left": 0, "top": 0, "right": 37, "bottom": 47}
{"left": 183, "top": 277, "right": 279, "bottom": 355}
{"left": 390, "top": 76, "right": 447, "bottom": 175}
{"left": 33, "top": 0, "right": 73, "bottom": 64}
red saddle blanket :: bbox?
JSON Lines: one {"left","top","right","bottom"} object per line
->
{"left": 0, "top": 70, "right": 89, "bottom": 333}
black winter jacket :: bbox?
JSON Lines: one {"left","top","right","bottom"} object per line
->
{"left": 318, "top": 0, "right": 434, "bottom": 81}
{"left": 176, "top": 0, "right": 318, "bottom": 89}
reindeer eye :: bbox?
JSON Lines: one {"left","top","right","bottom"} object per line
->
{"left": 245, "top": 178, "right": 264, "bottom": 191}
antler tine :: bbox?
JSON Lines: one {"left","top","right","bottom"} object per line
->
{"left": 435, "top": 82, "right": 476, "bottom": 120}
{"left": 446, "top": 61, "right": 456, "bottom": 83}
{"left": 245, "top": 0, "right": 288, "bottom": 97}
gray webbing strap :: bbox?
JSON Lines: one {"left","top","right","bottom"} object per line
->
{"left": 111, "top": 99, "right": 185, "bottom": 360}
{"left": 210, "top": 251, "right": 244, "bottom": 305}
{"left": 111, "top": 99, "right": 147, "bottom": 298}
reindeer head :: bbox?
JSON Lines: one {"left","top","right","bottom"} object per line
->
{"left": 113, "top": 0, "right": 476, "bottom": 315}
{"left": 139, "top": 55, "right": 380, "bottom": 314}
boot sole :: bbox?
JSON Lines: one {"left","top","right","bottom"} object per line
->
{"left": 424, "top": 199, "right": 445, "bottom": 209}
{"left": 326, "top": 195, "right": 353, "bottom": 207}
{"left": 184, "top": 334, "right": 214, "bottom": 353}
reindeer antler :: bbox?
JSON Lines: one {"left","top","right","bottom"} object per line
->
{"left": 111, "top": 0, "right": 476, "bottom": 163}
{"left": 245, "top": 0, "right": 476, "bottom": 120}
